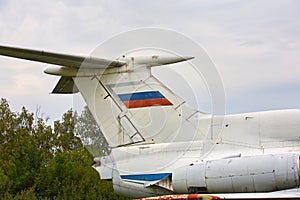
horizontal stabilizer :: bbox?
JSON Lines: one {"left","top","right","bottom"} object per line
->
{"left": 133, "top": 55, "right": 194, "bottom": 67}
{"left": 52, "top": 76, "right": 79, "bottom": 94}
{"left": 0, "top": 45, "right": 126, "bottom": 69}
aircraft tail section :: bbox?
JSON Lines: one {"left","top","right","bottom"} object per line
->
{"left": 71, "top": 55, "right": 205, "bottom": 148}
{"left": 0, "top": 44, "right": 204, "bottom": 148}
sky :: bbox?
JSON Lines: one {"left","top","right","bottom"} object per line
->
{"left": 0, "top": 0, "right": 300, "bottom": 123}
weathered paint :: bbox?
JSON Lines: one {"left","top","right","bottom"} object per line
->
{"left": 121, "top": 173, "right": 170, "bottom": 181}
{"left": 136, "top": 194, "right": 221, "bottom": 200}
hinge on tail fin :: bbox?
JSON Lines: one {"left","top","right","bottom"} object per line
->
{"left": 117, "top": 113, "right": 145, "bottom": 147}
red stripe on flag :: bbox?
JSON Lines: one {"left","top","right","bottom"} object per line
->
{"left": 123, "top": 98, "right": 173, "bottom": 108}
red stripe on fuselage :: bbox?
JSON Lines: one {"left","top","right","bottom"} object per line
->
{"left": 123, "top": 98, "right": 173, "bottom": 108}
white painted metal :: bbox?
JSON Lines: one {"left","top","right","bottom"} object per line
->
{"left": 1, "top": 45, "right": 300, "bottom": 199}
{"left": 173, "top": 154, "right": 300, "bottom": 193}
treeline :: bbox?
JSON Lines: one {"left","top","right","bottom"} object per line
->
{"left": 0, "top": 98, "right": 129, "bottom": 200}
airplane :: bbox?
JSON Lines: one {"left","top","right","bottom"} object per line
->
{"left": 1, "top": 45, "right": 300, "bottom": 200}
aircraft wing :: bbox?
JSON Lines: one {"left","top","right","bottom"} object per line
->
{"left": 0, "top": 45, "right": 126, "bottom": 69}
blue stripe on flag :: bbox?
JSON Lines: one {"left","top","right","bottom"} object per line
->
{"left": 118, "top": 91, "right": 165, "bottom": 102}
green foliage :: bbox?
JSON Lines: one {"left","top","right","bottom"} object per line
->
{"left": 0, "top": 98, "right": 129, "bottom": 200}
{"left": 76, "top": 106, "right": 110, "bottom": 157}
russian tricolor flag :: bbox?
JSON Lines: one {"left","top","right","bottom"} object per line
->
{"left": 118, "top": 91, "right": 173, "bottom": 109}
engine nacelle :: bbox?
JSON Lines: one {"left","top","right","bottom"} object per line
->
{"left": 173, "top": 154, "right": 300, "bottom": 193}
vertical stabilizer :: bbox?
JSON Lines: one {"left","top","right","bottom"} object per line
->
{"left": 73, "top": 55, "right": 206, "bottom": 148}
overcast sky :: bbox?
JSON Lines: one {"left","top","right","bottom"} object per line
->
{"left": 0, "top": 0, "right": 299, "bottom": 122}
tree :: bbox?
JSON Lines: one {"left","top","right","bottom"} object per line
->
{"left": 0, "top": 98, "right": 129, "bottom": 199}
{"left": 0, "top": 99, "right": 43, "bottom": 195}
{"left": 53, "top": 110, "right": 83, "bottom": 152}
{"left": 76, "top": 106, "right": 110, "bottom": 157}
